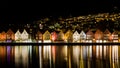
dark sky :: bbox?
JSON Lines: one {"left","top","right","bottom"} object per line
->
{"left": 0, "top": 0, "right": 119, "bottom": 24}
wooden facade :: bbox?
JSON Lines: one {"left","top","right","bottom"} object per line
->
{"left": 73, "top": 31, "right": 80, "bottom": 42}
{"left": 36, "top": 31, "right": 43, "bottom": 41}
{"left": 51, "top": 31, "right": 57, "bottom": 41}
{"left": 64, "top": 30, "right": 73, "bottom": 42}
{"left": 6, "top": 29, "right": 15, "bottom": 40}
{"left": 0, "top": 31, "right": 6, "bottom": 41}
{"left": 21, "top": 29, "right": 29, "bottom": 41}
{"left": 15, "top": 30, "right": 21, "bottom": 41}
{"left": 43, "top": 30, "right": 51, "bottom": 40}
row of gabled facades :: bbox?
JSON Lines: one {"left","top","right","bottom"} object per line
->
{"left": 0, "top": 29, "right": 119, "bottom": 43}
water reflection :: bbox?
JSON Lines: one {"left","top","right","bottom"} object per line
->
{"left": 0, "top": 44, "right": 119, "bottom": 68}
{"left": 15, "top": 46, "right": 29, "bottom": 68}
{"left": 0, "top": 46, "right": 6, "bottom": 67}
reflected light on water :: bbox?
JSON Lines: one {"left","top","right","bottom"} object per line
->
{"left": 15, "top": 46, "right": 21, "bottom": 67}
{"left": 39, "top": 41, "right": 42, "bottom": 68}
{"left": 112, "top": 45, "right": 119, "bottom": 68}
{"left": 72, "top": 46, "right": 80, "bottom": 67}
{"left": 0, "top": 41, "right": 120, "bottom": 68}
{"left": 43, "top": 40, "right": 52, "bottom": 68}
{"left": 103, "top": 40, "right": 107, "bottom": 59}
{"left": 0, "top": 46, "right": 6, "bottom": 63}
{"left": 96, "top": 40, "right": 102, "bottom": 59}
{"left": 86, "top": 40, "right": 92, "bottom": 58}
{"left": 15, "top": 46, "right": 29, "bottom": 68}
{"left": 62, "top": 46, "right": 67, "bottom": 61}
{"left": 21, "top": 46, "right": 29, "bottom": 68}
{"left": 52, "top": 46, "right": 56, "bottom": 64}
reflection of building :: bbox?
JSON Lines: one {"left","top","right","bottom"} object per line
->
{"left": 72, "top": 46, "right": 80, "bottom": 68}
{"left": 0, "top": 46, "right": 6, "bottom": 62}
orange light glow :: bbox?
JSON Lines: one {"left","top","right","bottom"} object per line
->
{"left": 0, "top": 31, "right": 6, "bottom": 41}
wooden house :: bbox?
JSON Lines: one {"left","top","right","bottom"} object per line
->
{"left": 73, "top": 31, "right": 80, "bottom": 42}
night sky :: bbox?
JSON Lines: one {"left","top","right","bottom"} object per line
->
{"left": 0, "top": 0, "right": 119, "bottom": 24}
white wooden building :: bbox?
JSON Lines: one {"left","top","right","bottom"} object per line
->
{"left": 73, "top": 31, "right": 80, "bottom": 42}
{"left": 15, "top": 30, "right": 21, "bottom": 42}
{"left": 79, "top": 30, "right": 86, "bottom": 42}
{"left": 21, "top": 29, "right": 29, "bottom": 42}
